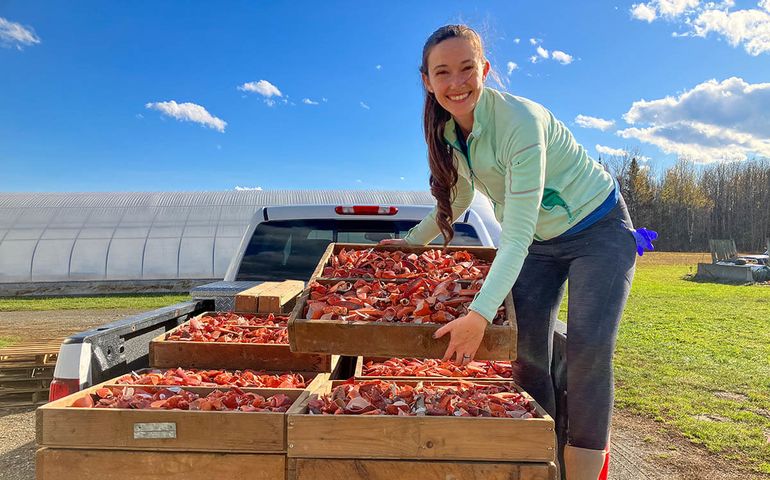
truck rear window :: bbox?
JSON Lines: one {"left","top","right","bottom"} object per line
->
{"left": 236, "top": 220, "right": 481, "bottom": 281}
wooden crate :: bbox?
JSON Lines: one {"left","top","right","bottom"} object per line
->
{"left": 286, "top": 379, "right": 555, "bottom": 463}
{"left": 289, "top": 284, "right": 517, "bottom": 361}
{"left": 287, "top": 458, "right": 557, "bottom": 480}
{"left": 352, "top": 356, "right": 515, "bottom": 382}
{"left": 37, "top": 378, "right": 321, "bottom": 453}
{"left": 310, "top": 242, "right": 499, "bottom": 282}
{"left": 37, "top": 448, "right": 286, "bottom": 480}
{"left": 234, "top": 280, "right": 304, "bottom": 314}
{"left": 149, "top": 315, "right": 332, "bottom": 372}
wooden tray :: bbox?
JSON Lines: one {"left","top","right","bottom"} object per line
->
{"left": 37, "top": 448, "right": 286, "bottom": 480}
{"left": 286, "top": 379, "right": 555, "bottom": 462}
{"left": 352, "top": 356, "right": 515, "bottom": 382}
{"left": 287, "top": 458, "right": 557, "bottom": 480}
{"left": 149, "top": 313, "right": 332, "bottom": 372}
{"left": 289, "top": 284, "right": 517, "bottom": 361}
{"left": 310, "top": 242, "right": 498, "bottom": 282}
{"left": 37, "top": 374, "right": 327, "bottom": 453}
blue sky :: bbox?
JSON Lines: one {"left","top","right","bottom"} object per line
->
{"left": 1, "top": 1, "right": 768, "bottom": 192}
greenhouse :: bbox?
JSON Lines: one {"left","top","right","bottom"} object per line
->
{"left": 0, "top": 190, "right": 435, "bottom": 285}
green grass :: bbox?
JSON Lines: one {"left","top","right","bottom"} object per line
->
{"left": 606, "top": 261, "right": 770, "bottom": 474}
{"left": 0, "top": 294, "right": 191, "bottom": 312}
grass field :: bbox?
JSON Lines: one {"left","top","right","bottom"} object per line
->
{"left": 611, "top": 252, "right": 770, "bottom": 474}
{"left": 0, "top": 293, "right": 190, "bottom": 312}
{"left": 0, "top": 336, "right": 18, "bottom": 348}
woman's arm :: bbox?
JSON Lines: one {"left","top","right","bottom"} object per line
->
{"left": 468, "top": 121, "right": 547, "bottom": 322}
{"left": 401, "top": 172, "right": 475, "bottom": 246}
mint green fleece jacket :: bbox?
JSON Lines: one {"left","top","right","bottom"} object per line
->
{"left": 403, "top": 87, "right": 615, "bottom": 322}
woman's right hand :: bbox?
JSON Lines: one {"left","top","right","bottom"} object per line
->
{"left": 379, "top": 238, "right": 408, "bottom": 246}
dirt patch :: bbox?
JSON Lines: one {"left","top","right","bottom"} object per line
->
{"left": 637, "top": 252, "right": 711, "bottom": 267}
{"left": 714, "top": 391, "right": 749, "bottom": 402}
{"left": 612, "top": 409, "right": 770, "bottom": 480}
{"left": 0, "top": 309, "right": 144, "bottom": 342}
{"left": 0, "top": 407, "right": 35, "bottom": 480}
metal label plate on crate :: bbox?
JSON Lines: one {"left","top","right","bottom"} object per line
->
{"left": 133, "top": 422, "right": 177, "bottom": 439}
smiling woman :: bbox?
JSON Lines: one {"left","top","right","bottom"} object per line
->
{"left": 380, "top": 24, "right": 658, "bottom": 480}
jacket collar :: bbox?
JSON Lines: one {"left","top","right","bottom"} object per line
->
{"left": 442, "top": 86, "right": 492, "bottom": 148}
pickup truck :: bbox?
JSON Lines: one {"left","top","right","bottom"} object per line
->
{"left": 46, "top": 195, "right": 569, "bottom": 474}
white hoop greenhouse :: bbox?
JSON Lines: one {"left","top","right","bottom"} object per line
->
{"left": 0, "top": 190, "right": 436, "bottom": 284}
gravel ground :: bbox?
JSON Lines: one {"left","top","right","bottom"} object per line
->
{"left": 0, "top": 309, "right": 767, "bottom": 480}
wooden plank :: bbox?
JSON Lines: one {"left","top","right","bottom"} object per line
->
{"left": 37, "top": 448, "right": 286, "bottom": 480}
{"left": 289, "top": 290, "right": 517, "bottom": 361}
{"left": 287, "top": 380, "right": 555, "bottom": 462}
{"left": 37, "top": 383, "right": 305, "bottom": 452}
{"left": 149, "top": 321, "right": 331, "bottom": 372}
{"left": 234, "top": 282, "right": 281, "bottom": 313}
{"left": 258, "top": 280, "right": 305, "bottom": 314}
{"left": 288, "top": 458, "right": 556, "bottom": 480}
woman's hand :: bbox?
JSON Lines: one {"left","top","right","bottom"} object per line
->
{"left": 433, "top": 310, "right": 488, "bottom": 365}
{"left": 379, "top": 238, "right": 408, "bottom": 246}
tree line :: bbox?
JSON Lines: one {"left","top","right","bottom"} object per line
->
{"left": 601, "top": 153, "right": 770, "bottom": 253}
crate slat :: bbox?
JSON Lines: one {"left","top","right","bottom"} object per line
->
{"left": 37, "top": 448, "right": 286, "bottom": 480}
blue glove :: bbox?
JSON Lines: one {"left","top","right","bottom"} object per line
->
{"left": 631, "top": 228, "right": 658, "bottom": 256}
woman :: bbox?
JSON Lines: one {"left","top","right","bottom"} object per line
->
{"left": 381, "top": 25, "right": 652, "bottom": 480}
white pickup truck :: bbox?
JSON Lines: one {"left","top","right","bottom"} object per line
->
{"left": 46, "top": 194, "right": 569, "bottom": 476}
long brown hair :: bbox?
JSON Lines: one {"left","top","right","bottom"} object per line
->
{"left": 420, "top": 25, "right": 485, "bottom": 246}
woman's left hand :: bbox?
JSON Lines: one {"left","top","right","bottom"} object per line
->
{"left": 433, "top": 310, "right": 489, "bottom": 365}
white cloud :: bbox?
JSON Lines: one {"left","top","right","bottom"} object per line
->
{"left": 0, "top": 17, "right": 41, "bottom": 49}
{"left": 302, "top": 98, "right": 319, "bottom": 105}
{"left": 400, "top": 176, "right": 405, "bottom": 180}
{"left": 529, "top": 55, "right": 539, "bottom": 63}
{"left": 359, "top": 101, "right": 370, "bottom": 110}
{"left": 536, "top": 46, "right": 549, "bottom": 58}
{"left": 575, "top": 114, "right": 615, "bottom": 131}
{"left": 238, "top": 80, "right": 282, "bottom": 98}
{"left": 356, "top": 179, "right": 362, "bottom": 183}
{"left": 322, "top": 97, "right": 328, "bottom": 103}
{"left": 135, "top": 113, "right": 144, "bottom": 119}
{"left": 375, "top": 64, "right": 382, "bottom": 70}
{"left": 235, "top": 186, "right": 263, "bottom": 191}
{"left": 145, "top": 101, "right": 227, "bottom": 133}
{"left": 596, "top": 144, "right": 630, "bottom": 157}
{"left": 529, "top": 38, "right": 539, "bottom": 45}
{"left": 692, "top": 6, "right": 770, "bottom": 56}
{"left": 631, "top": 1, "right": 770, "bottom": 55}
{"left": 514, "top": 38, "right": 521, "bottom": 44}
{"left": 617, "top": 77, "right": 770, "bottom": 162}
{"left": 506, "top": 61, "right": 519, "bottom": 75}
{"left": 551, "top": 50, "right": 574, "bottom": 64}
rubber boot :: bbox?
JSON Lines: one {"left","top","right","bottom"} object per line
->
{"left": 563, "top": 444, "right": 607, "bottom": 480}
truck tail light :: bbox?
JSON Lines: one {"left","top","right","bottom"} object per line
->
{"left": 335, "top": 206, "right": 398, "bottom": 216}
{"left": 49, "top": 378, "right": 81, "bottom": 402}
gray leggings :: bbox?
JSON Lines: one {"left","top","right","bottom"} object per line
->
{"left": 512, "top": 197, "right": 637, "bottom": 449}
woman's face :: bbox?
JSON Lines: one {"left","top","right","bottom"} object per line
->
{"left": 422, "top": 37, "right": 490, "bottom": 125}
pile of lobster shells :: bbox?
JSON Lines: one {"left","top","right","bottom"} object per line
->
{"left": 305, "top": 278, "right": 505, "bottom": 324}
{"left": 116, "top": 367, "right": 307, "bottom": 388}
{"left": 322, "top": 248, "right": 491, "bottom": 281}
{"left": 198, "top": 312, "right": 288, "bottom": 328}
{"left": 307, "top": 380, "right": 536, "bottom": 418}
{"left": 70, "top": 386, "right": 293, "bottom": 412}
{"left": 166, "top": 313, "right": 289, "bottom": 343}
{"left": 362, "top": 358, "right": 513, "bottom": 379}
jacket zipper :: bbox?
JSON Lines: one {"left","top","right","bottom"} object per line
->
{"left": 458, "top": 136, "right": 499, "bottom": 206}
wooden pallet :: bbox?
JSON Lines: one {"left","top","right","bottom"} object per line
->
{"left": 0, "top": 340, "right": 60, "bottom": 407}
{"left": 0, "top": 339, "right": 62, "bottom": 367}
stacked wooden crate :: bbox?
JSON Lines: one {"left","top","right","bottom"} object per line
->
{"left": 36, "top": 281, "right": 334, "bottom": 480}
{"left": 0, "top": 339, "right": 61, "bottom": 408}
{"left": 286, "top": 243, "right": 557, "bottom": 480}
